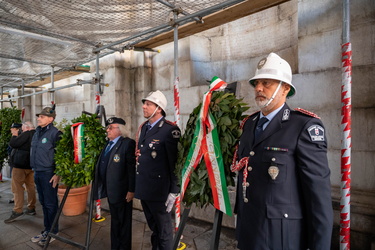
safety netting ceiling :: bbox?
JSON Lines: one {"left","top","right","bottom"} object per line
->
{"left": 0, "top": 0, "right": 288, "bottom": 91}
{"left": 0, "top": 0, "right": 246, "bottom": 89}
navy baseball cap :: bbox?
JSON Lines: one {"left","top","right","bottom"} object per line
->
{"left": 10, "top": 123, "right": 22, "bottom": 128}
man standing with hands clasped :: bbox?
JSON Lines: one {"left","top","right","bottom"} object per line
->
{"left": 93, "top": 117, "right": 136, "bottom": 250}
{"left": 232, "top": 53, "right": 333, "bottom": 249}
{"left": 135, "top": 90, "right": 181, "bottom": 250}
{"left": 30, "top": 106, "right": 62, "bottom": 246}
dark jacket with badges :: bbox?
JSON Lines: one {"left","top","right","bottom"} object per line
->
{"left": 235, "top": 103, "right": 333, "bottom": 250}
{"left": 30, "top": 124, "right": 61, "bottom": 172}
{"left": 93, "top": 137, "right": 136, "bottom": 204}
{"left": 135, "top": 118, "right": 180, "bottom": 202}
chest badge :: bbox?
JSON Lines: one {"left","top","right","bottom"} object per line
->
{"left": 42, "top": 138, "right": 47, "bottom": 143}
{"left": 113, "top": 154, "right": 120, "bottom": 162}
{"left": 151, "top": 151, "right": 157, "bottom": 159}
{"left": 268, "top": 166, "right": 279, "bottom": 180}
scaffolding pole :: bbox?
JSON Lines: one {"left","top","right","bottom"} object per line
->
{"left": 340, "top": 0, "right": 351, "bottom": 249}
{"left": 173, "top": 11, "right": 181, "bottom": 129}
{"left": 50, "top": 66, "right": 55, "bottom": 104}
{"left": 1, "top": 87, "right": 3, "bottom": 109}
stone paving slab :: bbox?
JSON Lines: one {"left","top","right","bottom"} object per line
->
{"left": 0, "top": 178, "right": 237, "bottom": 249}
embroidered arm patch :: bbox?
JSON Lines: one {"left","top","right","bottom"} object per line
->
{"left": 307, "top": 125, "right": 325, "bottom": 142}
{"left": 172, "top": 130, "right": 181, "bottom": 138}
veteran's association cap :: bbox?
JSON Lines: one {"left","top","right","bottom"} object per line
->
{"left": 106, "top": 117, "right": 126, "bottom": 126}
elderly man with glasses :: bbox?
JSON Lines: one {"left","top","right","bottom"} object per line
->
{"left": 93, "top": 117, "right": 136, "bottom": 250}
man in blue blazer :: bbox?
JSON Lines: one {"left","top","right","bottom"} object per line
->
{"left": 93, "top": 117, "right": 136, "bottom": 250}
{"left": 135, "top": 90, "right": 181, "bottom": 250}
{"left": 233, "top": 53, "right": 333, "bottom": 250}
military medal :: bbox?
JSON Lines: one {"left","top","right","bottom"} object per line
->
{"left": 151, "top": 151, "right": 157, "bottom": 158}
{"left": 268, "top": 166, "right": 279, "bottom": 180}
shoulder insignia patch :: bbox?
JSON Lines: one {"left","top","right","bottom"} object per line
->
{"left": 172, "top": 129, "right": 181, "bottom": 138}
{"left": 307, "top": 125, "right": 325, "bottom": 142}
{"left": 295, "top": 108, "right": 320, "bottom": 119}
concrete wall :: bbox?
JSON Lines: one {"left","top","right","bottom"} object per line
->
{"left": 18, "top": 0, "right": 374, "bottom": 248}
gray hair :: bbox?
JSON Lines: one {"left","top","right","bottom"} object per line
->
{"left": 23, "top": 121, "right": 35, "bottom": 129}
{"left": 118, "top": 124, "right": 127, "bottom": 137}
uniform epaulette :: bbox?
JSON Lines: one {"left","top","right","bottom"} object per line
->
{"left": 164, "top": 119, "right": 177, "bottom": 126}
{"left": 295, "top": 108, "right": 320, "bottom": 119}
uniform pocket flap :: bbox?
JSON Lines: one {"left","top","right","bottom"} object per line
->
{"left": 267, "top": 204, "right": 303, "bottom": 219}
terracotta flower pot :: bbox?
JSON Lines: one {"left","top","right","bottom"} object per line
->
{"left": 58, "top": 185, "right": 90, "bottom": 216}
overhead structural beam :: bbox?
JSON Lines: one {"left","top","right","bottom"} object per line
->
{"left": 93, "top": 0, "right": 245, "bottom": 53}
{"left": 0, "top": 19, "right": 95, "bottom": 46}
{"left": 0, "top": 20, "right": 121, "bottom": 52}
{"left": 137, "top": 0, "right": 290, "bottom": 48}
{"left": 0, "top": 53, "right": 55, "bottom": 66}
{"left": 155, "top": 0, "right": 203, "bottom": 23}
{"left": 0, "top": 80, "right": 97, "bottom": 102}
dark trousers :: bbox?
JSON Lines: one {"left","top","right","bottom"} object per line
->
{"left": 34, "top": 171, "right": 59, "bottom": 234}
{"left": 141, "top": 200, "right": 173, "bottom": 250}
{"left": 108, "top": 200, "right": 133, "bottom": 250}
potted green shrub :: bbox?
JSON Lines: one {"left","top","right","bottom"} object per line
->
{"left": 54, "top": 113, "right": 106, "bottom": 216}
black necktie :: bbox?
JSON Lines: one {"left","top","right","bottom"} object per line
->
{"left": 145, "top": 124, "right": 151, "bottom": 133}
{"left": 254, "top": 117, "right": 269, "bottom": 140}
{"left": 104, "top": 141, "right": 114, "bottom": 155}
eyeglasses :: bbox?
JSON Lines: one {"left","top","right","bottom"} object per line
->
{"left": 106, "top": 125, "right": 119, "bottom": 130}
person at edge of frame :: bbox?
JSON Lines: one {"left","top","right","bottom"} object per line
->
{"left": 4, "top": 122, "right": 37, "bottom": 223}
{"left": 135, "top": 90, "right": 181, "bottom": 250}
{"left": 6, "top": 122, "right": 22, "bottom": 204}
{"left": 93, "top": 116, "right": 136, "bottom": 250}
{"left": 232, "top": 52, "right": 333, "bottom": 250}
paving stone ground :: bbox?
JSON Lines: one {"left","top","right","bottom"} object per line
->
{"left": 0, "top": 177, "right": 237, "bottom": 250}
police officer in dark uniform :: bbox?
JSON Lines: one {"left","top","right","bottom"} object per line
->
{"left": 93, "top": 117, "right": 136, "bottom": 250}
{"left": 135, "top": 90, "right": 181, "bottom": 250}
{"left": 233, "top": 53, "right": 333, "bottom": 250}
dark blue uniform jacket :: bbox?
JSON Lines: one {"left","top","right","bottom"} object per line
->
{"left": 135, "top": 118, "right": 180, "bottom": 202}
{"left": 93, "top": 136, "right": 136, "bottom": 204}
{"left": 235, "top": 103, "right": 333, "bottom": 250}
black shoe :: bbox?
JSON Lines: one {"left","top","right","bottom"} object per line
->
{"left": 8, "top": 199, "right": 14, "bottom": 204}
{"left": 4, "top": 211, "right": 24, "bottom": 223}
{"left": 25, "top": 208, "right": 36, "bottom": 215}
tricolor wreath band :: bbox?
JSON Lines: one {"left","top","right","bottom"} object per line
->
{"left": 181, "top": 76, "right": 232, "bottom": 216}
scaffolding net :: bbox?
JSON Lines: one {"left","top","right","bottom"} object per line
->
{"left": 0, "top": 0, "right": 242, "bottom": 89}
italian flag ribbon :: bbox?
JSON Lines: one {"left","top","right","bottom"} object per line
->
{"left": 181, "top": 76, "right": 232, "bottom": 216}
{"left": 71, "top": 122, "right": 85, "bottom": 164}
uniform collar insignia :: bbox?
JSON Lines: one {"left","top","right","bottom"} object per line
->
{"left": 282, "top": 109, "right": 290, "bottom": 121}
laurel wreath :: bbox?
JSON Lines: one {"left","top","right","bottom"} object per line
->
{"left": 54, "top": 114, "right": 106, "bottom": 187}
{"left": 175, "top": 91, "right": 249, "bottom": 208}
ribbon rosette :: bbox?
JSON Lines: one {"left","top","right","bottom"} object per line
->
{"left": 181, "top": 76, "right": 232, "bottom": 216}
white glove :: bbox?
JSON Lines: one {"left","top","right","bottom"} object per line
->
{"left": 165, "top": 193, "right": 178, "bottom": 213}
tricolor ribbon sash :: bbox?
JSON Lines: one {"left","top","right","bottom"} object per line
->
{"left": 71, "top": 122, "right": 85, "bottom": 164}
{"left": 181, "top": 76, "right": 232, "bottom": 216}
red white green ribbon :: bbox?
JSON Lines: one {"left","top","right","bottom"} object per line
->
{"left": 181, "top": 76, "right": 232, "bottom": 216}
{"left": 71, "top": 122, "right": 85, "bottom": 164}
